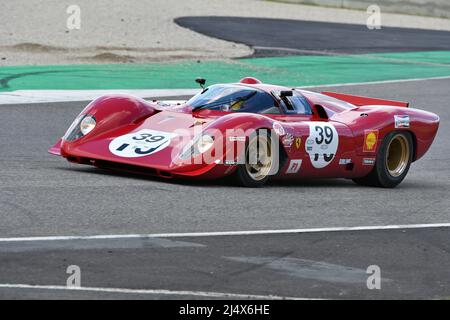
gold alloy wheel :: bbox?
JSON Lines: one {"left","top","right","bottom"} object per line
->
{"left": 245, "top": 135, "right": 273, "bottom": 181}
{"left": 386, "top": 134, "right": 410, "bottom": 177}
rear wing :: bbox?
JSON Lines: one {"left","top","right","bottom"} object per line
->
{"left": 322, "top": 92, "right": 409, "bottom": 108}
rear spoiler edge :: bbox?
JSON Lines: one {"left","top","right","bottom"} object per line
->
{"left": 322, "top": 91, "right": 409, "bottom": 108}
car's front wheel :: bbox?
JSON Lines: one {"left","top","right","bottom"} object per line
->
{"left": 353, "top": 131, "right": 413, "bottom": 188}
{"left": 235, "top": 131, "right": 275, "bottom": 187}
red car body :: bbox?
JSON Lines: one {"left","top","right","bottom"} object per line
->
{"left": 49, "top": 78, "right": 439, "bottom": 185}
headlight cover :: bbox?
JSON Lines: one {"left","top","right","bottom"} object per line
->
{"left": 197, "top": 135, "right": 214, "bottom": 154}
{"left": 80, "top": 116, "right": 96, "bottom": 136}
{"left": 64, "top": 114, "right": 96, "bottom": 142}
{"left": 179, "top": 134, "right": 214, "bottom": 160}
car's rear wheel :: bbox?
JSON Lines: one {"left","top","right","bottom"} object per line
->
{"left": 235, "top": 131, "right": 274, "bottom": 187}
{"left": 353, "top": 131, "right": 413, "bottom": 188}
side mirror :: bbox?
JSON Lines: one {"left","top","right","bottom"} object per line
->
{"left": 195, "top": 78, "right": 206, "bottom": 89}
{"left": 280, "top": 90, "right": 293, "bottom": 97}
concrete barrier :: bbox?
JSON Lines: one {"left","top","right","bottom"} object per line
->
{"left": 273, "top": 0, "right": 450, "bottom": 19}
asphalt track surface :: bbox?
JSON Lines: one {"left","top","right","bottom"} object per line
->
{"left": 0, "top": 228, "right": 449, "bottom": 300}
{"left": 175, "top": 17, "right": 450, "bottom": 56}
{"left": 1, "top": 19, "right": 450, "bottom": 299}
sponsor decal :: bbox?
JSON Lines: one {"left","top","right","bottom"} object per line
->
{"left": 295, "top": 137, "right": 302, "bottom": 150}
{"left": 282, "top": 134, "right": 294, "bottom": 148}
{"left": 224, "top": 160, "right": 237, "bottom": 166}
{"left": 304, "top": 122, "right": 339, "bottom": 169}
{"left": 229, "top": 136, "right": 246, "bottom": 142}
{"left": 109, "top": 129, "right": 176, "bottom": 158}
{"left": 286, "top": 160, "right": 302, "bottom": 174}
{"left": 273, "top": 122, "right": 286, "bottom": 136}
{"left": 339, "top": 158, "right": 352, "bottom": 165}
{"left": 363, "top": 130, "right": 379, "bottom": 152}
{"left": 363, "top": 158, "right": 376, "bottom": 166}
{"left": 394, "top": 115, "right": 410, "bottom": 128}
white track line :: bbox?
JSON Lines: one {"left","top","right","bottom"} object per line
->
{"left": 1, "top": 76, "right": 450, "bottom": 105}
{"left": 0, "top": 223, "right": 448, "bottom": 243}
{"left": 0, "top": 89, "right": 199, "bottom": 105}
{"left": 0, "top": 284, "right": 307, "bottom": 300}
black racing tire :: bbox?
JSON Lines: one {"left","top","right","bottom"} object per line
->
{"left": 235, "top": 131, "right": 275, "bottom": 188}
{"left": 353, "top": 131, "right": 413, "bottom": 188}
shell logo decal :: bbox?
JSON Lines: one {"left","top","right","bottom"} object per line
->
{"left": 364, "top": 130, "right": 379, "bottom": 152}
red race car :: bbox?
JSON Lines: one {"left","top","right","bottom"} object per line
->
{"left": 49, "top": 77, "right": 439, "bottom": 188}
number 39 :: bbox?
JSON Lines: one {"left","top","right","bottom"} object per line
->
{"left": 132, "top": 133, "right": 165, "bottom": 143}
{"left": 315, "top": 125, "right": 334, "bottom": 145}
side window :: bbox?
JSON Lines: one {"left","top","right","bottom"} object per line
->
{"left": 235, "top": 92, "right": 280, "bottom": 114}
{"left": 280, "top": 92, "right": 313, "bottom": 115}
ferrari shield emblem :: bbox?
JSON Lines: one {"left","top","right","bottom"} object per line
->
{"left": 295, "top": 137, "right": 302, "bottom": 150}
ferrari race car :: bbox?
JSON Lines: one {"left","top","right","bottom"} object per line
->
{"left": 49, "top": 77, "right": 439, "bottom": 188}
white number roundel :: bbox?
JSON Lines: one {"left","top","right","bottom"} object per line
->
{"left": 305, "top": 122, "right": 339, "bottom": 169}
{"left": 109, "top": 129, "right": 177, "bottom": 158}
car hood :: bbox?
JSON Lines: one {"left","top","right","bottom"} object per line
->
{"left": 60, "top": 110, "right": 217, "bottom": 171}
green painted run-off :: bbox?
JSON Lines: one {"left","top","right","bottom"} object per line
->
{"left": 1, "top": 51, "right": 450, "bottom": 92}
